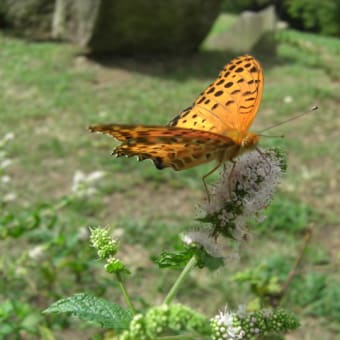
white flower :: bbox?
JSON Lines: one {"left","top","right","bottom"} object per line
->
{"left": 1, "top": 175, "right": 11, "bottom": 184}
{"left": 0, "top": 159, "right": 12, "bottom": 169}
{"left": 0, "top": 132, "right": 15, "bottom": 147}
{"left": 72, "top": 170, "right": 86, "bottom": 188}
{"left": 3, "top": 132, "right": 14, "bottom": 141}
{"left": 28, "top": 245, "right": 45, "bottom": 260}
{"left": 98, "top": 111, "right": 108, "bottom": 118}
{"left": 201, "top": 149, "right": 284, "bottom": 240}
{"left": 71, "top": 170, "right": 106, "bottom": 197}
{"left": 283, "top": 95, "right": 293, "bottom": 104}
{"left": 86, "top": 170, "right": 106, "bottom": 182}
{"left": 212, "top": 306, "right": 245, "bottom": 340}
{"left": 2, "top": 192, "right": 16, "bottom": 202}
{"left": 216, "top": 308, "right": 234, "bottom": 326}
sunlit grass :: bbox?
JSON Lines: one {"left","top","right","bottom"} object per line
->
{"left": 1, "top": 15, "right": 339, "bottom": 338}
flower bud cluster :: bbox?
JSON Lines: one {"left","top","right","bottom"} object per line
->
{"left": 90, "top": 228, "right": 128, "bottom": 274}
{"left": 211, "top": 306, "right": 299, "bottom": 339}
{"left": 120, "top": 303, "right": 210, "bottom": 339}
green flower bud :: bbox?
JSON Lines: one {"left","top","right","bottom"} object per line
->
{"left": 90, "top": 228, "right": 119, "bottom": 259}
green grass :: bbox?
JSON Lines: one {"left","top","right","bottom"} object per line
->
{"left": 1, "top": 13, "right": 340, "bottom": 339}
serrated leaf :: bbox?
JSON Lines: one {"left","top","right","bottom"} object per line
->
{"left": 43, "top": 293, "right": 132, "bottom": 330}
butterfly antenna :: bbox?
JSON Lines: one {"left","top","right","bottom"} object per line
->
{"left": 259, "top": 105, "right": 318, "bottom": 133}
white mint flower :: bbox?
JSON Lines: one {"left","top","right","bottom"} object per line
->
{"left": 3, "top": 132, "right": 14, "bottom": 141}
{"left": 201, "top": 148, "right": 285, "bottom": 240}
{"left": 71, "top": 170, "right": 106, "bottom": 197}
{"left": 216, "top": 308, "right": 234, "bottom": 327}
{"left": 0, "top": 132, "right": 15, "bottom": 147}
{"left": 2, "top": 192, "right": 16, "bottom": 202}
{"left": 28, "top": 245, "right": 45, "bottom": 260}
{"left": 212, "top": 307, "right": 245, "bottom": 340}
{"left": 72, "top": 170, "right": 86, "bottom": 187}
{"left": 283, "top": 95, "right": 293, "bottom": 104}
{"left": 1, "top": 175, "right": 11, "bottom": 184}
{"left": 86, "top": 170, "right": 106, "bottom": 182}
{"left": 0, "top": 159, "right": 12, "bottom": 169}
{"left": 211, "top": 306, "right": 299, "bottom": 339}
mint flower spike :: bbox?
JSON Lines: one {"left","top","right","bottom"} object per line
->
{"left": 201, "top": 148, "right": 286, "bottom": 239}
{"left": 89, "top": 227, "right": 119, "bottom": 260}
{"left": 90, "top": 228, "right": 134, "bottom": 313}
{"left": 211, "top": 306, "right": 299, "bottom": 339}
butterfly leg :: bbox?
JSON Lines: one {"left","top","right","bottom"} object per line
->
{"left": 202, "top": 159, "right": 224, "bottom": 202}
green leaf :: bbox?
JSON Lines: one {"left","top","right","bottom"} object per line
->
{"left": 154, "top": 248, "right": 196, "bottom": 269}
{"left": 154, "top": 244, "right": 225, "bottom": 271}
{"left": 195, "top": 247, "right": 224, "bottom": 271}
{"left": 43, "top": 293, "right": 132, "bottom": 330}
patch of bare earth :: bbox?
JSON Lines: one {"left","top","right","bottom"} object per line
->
{"left": 102, "top": 182, "right": 202, "bottom": 223}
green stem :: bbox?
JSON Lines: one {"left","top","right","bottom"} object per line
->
{"left": 116, "top": 272, "right": 136, "bottom": 315}
{"left": 163, "top": 255, "right": 197, "bottom": 305}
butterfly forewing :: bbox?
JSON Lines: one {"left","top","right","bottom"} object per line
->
{"left": 89, "top": 125, "right": 235, "bottom": 170}
{"left": 168, "top": 55, "right": 263, "bottom": 134}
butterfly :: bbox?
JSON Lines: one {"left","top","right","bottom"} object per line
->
{"left": 89, "top": 55, "right": 263, "bottom": 196}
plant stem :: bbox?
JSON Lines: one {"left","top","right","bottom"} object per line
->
{"left": 267, "top": 225, "right": 313, "bottom": 307}
{"left": 163, "top": 255, "right": 197, "bottom": 305}
{"left": 116, "top": 272, "right": 136, "bottom": 315}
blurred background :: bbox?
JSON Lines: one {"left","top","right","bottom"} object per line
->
{"left": 0, "top": 0, "right": 339, "bottom": 338}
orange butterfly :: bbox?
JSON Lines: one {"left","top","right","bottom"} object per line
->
{"left": 89, "top": 55, "right": 263, "bottom": 195}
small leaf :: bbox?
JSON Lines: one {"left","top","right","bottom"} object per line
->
{"left": 43, "top": 293, "right": 132, "bottom": 330}
{"left": 195, "top": 247, "right": 224, "bottom": 271}
{"left": 154, "top": 248, "right": 196, "bottom": 269}
{"left": 105, "top": 258, "right": 130, "bottom": 274}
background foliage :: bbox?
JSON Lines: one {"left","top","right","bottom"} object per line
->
{"left": 0, "top": 6, "right": 340, "bottom": 339}
{"left": 222, "top": 0, "right": 340, "bottom": 37}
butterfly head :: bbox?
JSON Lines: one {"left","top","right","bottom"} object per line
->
{"left": 241, "top": 132, "right": 259, "bottom": 150}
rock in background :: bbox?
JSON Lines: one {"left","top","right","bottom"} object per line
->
{"left": 52, "top": 0, "right": 223, "bottom": 55}
{"left": 204, "top": 5, "right": 280, "bottom": 53}
{"left": 0, "top": 0, "right": 55, "bottom": 39}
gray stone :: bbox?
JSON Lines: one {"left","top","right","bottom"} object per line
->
{"left": 204, "top": 5, "right": 278, "bottom": 53}
{"left": 52, "top": 0, "right": 223, "bottom": 54}
{"left": 0, "top": 0, "right": 55, "bottom": 39}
